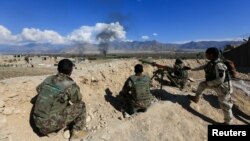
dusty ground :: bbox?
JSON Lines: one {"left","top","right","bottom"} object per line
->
{"left": 0, "top": 59, "right": 249, "bottom": 141}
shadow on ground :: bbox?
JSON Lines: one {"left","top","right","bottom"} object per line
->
{"left": 203, "top": 94, "right": 250, "bottom": 124}
{"left": 151, "top": 89, "right": 219, "bottom": 124}
{"left": 104, "top": 88, "right": 124, "bottom": 112}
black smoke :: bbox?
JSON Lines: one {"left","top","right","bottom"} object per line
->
{"left": 96, "top": 30, "right": 119, "bottom": 56}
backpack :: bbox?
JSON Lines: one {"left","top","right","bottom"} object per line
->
{"left": 223, "top": 59, "right": 237, "bottom": 79}
{"left": 129, "top": 75, "right": 151, "bottom": 101}
{"left": 220, "top": 50, "right": 237, "bottom": 78}
{"left": 34, "top": 76, "right": 74, "bottom": 118}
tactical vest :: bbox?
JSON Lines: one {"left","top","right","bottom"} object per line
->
{"left": 129, "top": 75, "right": 152, "bottom": 101}
{"left": 204, "top": 61, "right": 230, "bottom": 81}
{"left": 34, "top": 75, "right": 74, "bottom": 118}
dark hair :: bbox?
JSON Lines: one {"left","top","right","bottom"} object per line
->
{"left": 134, "top": 64, "right": 143, "bottom": 74}
{"left": 205, "top": 47, "right": 219, "bottom": 58}
{"left": 57, "top": 59, "right": 74, "bottom": 75}
{"left": 175, "top": 58, "right": 183, "bottom": 64}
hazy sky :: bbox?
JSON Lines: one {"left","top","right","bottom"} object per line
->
{"left": 0, "top": 0, "right": 250, "bottom": 44}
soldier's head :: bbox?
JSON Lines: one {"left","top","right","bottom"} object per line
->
{"left": 58, "top": 59, "right": 74, "bottom": 76}
{"left": 175, "top": 58, "right": 183, "bottom": 65}
{"left": 205, "top": 47, "right": 219, "bottom": 60}
{"left": 134, "top": 64, "right": 143, "bottom": 74}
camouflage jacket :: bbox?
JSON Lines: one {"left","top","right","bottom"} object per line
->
{"left": 34, "top": 73, "right": 82, "bottom": 119}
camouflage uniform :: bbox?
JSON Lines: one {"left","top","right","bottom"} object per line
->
{"left": 192, "top": 59, "right": 233, "bottom": 124}
{"left": 32, "top": 73, "right": 86, "bottom": 135}
{"left": 167, "top": 63, "right": 188, "bottom": 89}
{"left": 122, "top": 75, "right": 153, "bottom": 114}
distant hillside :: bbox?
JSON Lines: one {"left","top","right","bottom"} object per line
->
{"left": 179, "top": 41, "right": 242, "bottom": 49}
{"left": 0, "top": 40, "right": 244, "bottom": 54}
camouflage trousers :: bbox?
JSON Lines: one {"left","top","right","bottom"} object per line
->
{"left": 33, "top": 101, "right": 86, "bottom": 135}
{"left": 123, "top": 94, "right": 152, "bottom": 114}
{"left": 195, "top": 81, "right": 233, "bottom": 123}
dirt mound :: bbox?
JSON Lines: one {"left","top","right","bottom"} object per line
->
{"left": 0, "top": 59, "right": 249, "bottom": 141}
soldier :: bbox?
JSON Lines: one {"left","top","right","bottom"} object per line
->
{"left": 188, "top": 47, "right": 233, "bottom": 125}
{"left": 170, "top": 58, "right": 189, "bottom": 89}
{"left": 121, "top": 64, "right": 153, "bottom": 115}
{"left": 32, "top": 59, "right": 88, "bottom": 139}
{"left": 153, "top": 58, "right": 188, "bottom": 89}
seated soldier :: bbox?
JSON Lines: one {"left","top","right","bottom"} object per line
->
{"left": 169, "top": 58, "right": 188, "bottom": 89}
{"left": 121, "top": 64, "right": 153, "bottom": 115}
{"left": 32, "top": 59, "right": 88, "bottom": 140}
{"left": 153, "top": 58, "right": 188, "bottom": 89}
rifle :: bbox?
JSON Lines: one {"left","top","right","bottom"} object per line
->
{"left": 138, "top": 58, "right": 172, "bottom": 69}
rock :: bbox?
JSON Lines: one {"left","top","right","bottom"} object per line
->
{"left": 91, "top": 77, "right": 98, "bottom": 82}
{"left": 101, "top": 133, "right": 111, "bottom": 141}
{"left": 100, "top": 115, "right": 104, "bottom": 120}
{"left": 3, "top": 107, "right": 15, "bottom": 115}
{"left": 13, "top": 109, "right": 21, "bottom": 114}
{"left": 0, "top": 100, "right": 5, "bottom": 108}
{"left": 191, "top": 88, "right": 197, "bottom": 93}
{"left": 11, "top": 97, "right": 19, "bottom": 101}
{"left": 86, "top": 116, "right": 91, "bottom": 123}
{"left": 118, "top": 116, "right": 122, "bottom": 120}
{"left": 63, "top": 130, "right": 70, "bottom": 139}
{"left": 7, "top": 93, "right": 18, "bottom": 98}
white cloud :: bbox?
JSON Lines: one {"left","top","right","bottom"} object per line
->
{"left": 20, "top": 28, "right": 66, "bottom": 44}
{"left": 0, "top": 25, "right": 19, "bottom": 44}
{"left": 141, "top": 35, "right": 149, "bottom": 40}
{"left": 0, "top": 22, "right": 127, "bottom": 46}
{"left": 153, "top": 33, "right": 158, "bottom": 36}
{"left": 67, "top": 22, "right": 126, "bottom": 44}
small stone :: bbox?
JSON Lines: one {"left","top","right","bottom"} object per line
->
{"left": 63, "top": 130, "right": 70, "bottom": 139}
{"left": 13, "top": 109, "right": 21, "bottom": 114}
{"left": 86, "top": 116, "right": 91, "bottom": 123}
{"left": 124, "top": 113, "right": 131, "bottom": 118}
{"left": 3, "top": 107, "right": 15, "bottom": 115}
{"left": 0, "top": 100, "right": 5, "bottom": 108}
{"left": 101, "top": 133, "right": 111, "bottom": 141}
